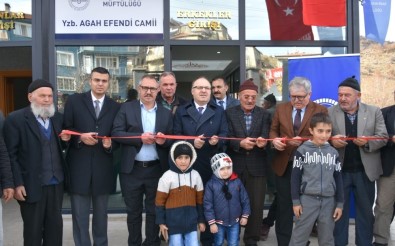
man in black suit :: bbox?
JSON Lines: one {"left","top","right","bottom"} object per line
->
{"left": 4, "top": 79, "right": 68, "bottom": 245}
{"left": 225, "top": 78, "right": 271, "bottom": 246}
{"left": 112, "top": 74, "right": 173, "bottom": 246}
{"left": 62, "top": 67, "right": 120, "bottom": 246}
{"left": 0, "top": 111, "right": 14, "bottom": 245}
{"left": 211, "top": 76, "right": 240, "bottom": 110}
{"left": 373, "top": 89, "right": 395, "bottom": 246}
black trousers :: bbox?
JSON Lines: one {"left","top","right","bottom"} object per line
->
{"left": 120, "top": 164, "right": 162, "bottom": 246}
{"left": 18, "top": 183, "right": 64, "bottom": 246}
{"left": 275, "top": 162, "right": 294, "bottom": 246}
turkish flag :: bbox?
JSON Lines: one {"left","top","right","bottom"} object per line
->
{"left": 265, "top": 0, "right": 314, "bottom": 40}
{"left": 303, "top": 0, "right": 346, "bottom": 27}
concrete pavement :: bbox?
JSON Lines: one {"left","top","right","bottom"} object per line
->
{"left": 3, "top": 199, "right": 395, "bottom": 245}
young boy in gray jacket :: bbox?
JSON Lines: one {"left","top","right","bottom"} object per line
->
{"left": 290, "top": 113, "right": 344, "bottom": 246}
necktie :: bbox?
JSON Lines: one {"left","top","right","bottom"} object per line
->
{"left": 94, "top": 100, "right": 101, "bottom": 118}
{"left": 198, "top": 107, "right": 204, "bottom": 115}
{"left": 218, "top": 100, "right": 225, "bottom": 110}
{"left": 293, "top": 109, "right": 302, "bottom": 135}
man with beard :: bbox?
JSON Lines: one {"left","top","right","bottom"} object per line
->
{"left": 211, "top": 77, "right": 239, "bottom": 110}
{"left": 156, "top": 71, "right": 187, "bottom": 115}
{"left": 4, "top": 79, "right": 69, "bottom": 245}
{"left": 173, "top": 76, "right": 228, "bottom": 246}
{"left": 62, "top": 67, "right": 120, "bottom": 246}
{"left": 225, "top": 79, "right": 271, "bottom": 246}
{"left": 112, "top": 75, "right": 173, "bottom": 246}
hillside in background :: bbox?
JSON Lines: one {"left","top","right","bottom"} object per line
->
{"left": 360, "top": 36, "right": 395, "bottom": 108}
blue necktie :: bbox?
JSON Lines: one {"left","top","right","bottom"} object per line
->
{"left": 218, "top": 100, "right": 225, "bottom": 110}
{"left": 198, "top": 107, "right": 204, "bottom": 115}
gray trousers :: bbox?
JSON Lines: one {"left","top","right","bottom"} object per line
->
{"left": 71, "top": 194, "right": 109, "bottom": 246}
{"left": 374, "top": 167, "right": 395, "bottom": 244}
{"left": 290, "top": 195, "right": 336, "bottom": 246}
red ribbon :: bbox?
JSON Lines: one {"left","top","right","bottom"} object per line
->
{"left": 60, "top": 130, "right": 389, "bottom": 142}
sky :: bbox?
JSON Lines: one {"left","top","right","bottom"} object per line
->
{"left": 0, "top": 0, "right": 31, "bottom": 14}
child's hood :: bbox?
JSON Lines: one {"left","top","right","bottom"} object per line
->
{"left": 169, "top": 141, "right": 197, "bottom": 174}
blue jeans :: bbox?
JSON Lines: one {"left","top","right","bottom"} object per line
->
{"left": 214, "top": 223, "right": 240, "bottom": 246}
{"left": 334, "top": 171, "right": 375, "bottom": 246}
{"left": 169, "top": 231, "right": 199, "bottom": 246}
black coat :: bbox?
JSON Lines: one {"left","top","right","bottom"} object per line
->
{"left": 0, "top": 113, "right": 14, "bottom": 197}
{"left": 4, "top": 107, "right": 67, "bottom": 203}
{"left": 381, "top": 105, "right": 395, "bottom": 176}
{"left": 63, "top": 91, "right": 120, "bottom": 195}
{"left": 111, "top": 100, "right": 173, "bottom": 173}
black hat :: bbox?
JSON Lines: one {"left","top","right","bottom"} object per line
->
{"left": 173, "top": 143, "right": 193, "bottom": 160}
{"left": 338, "top": 76, "right": 360, "bottom": 92}
{"left": 264, "top": 93, "right": 276, "bottom": 104}
{"left": 28, "top": 79, "right": 53, "bottom": 93}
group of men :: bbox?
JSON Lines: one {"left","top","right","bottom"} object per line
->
{"left": 0, "top": 67, "right": 394, "bottom": 246}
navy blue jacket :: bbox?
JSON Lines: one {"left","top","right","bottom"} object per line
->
{"left": 204, "top": 173, "right": 250, "bottom": 226}
{"left": 173, "top": 100, "right": 228, "bottom": 183}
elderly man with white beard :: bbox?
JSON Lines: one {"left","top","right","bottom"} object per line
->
{"left": 4, "top": 79, "right": 69, "bottom": 246}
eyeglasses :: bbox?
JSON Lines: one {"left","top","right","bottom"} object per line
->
{"left": 139, "top": 85, "right": 158, "bottom": 92}
{"left": 193, "top": 86, "right": 211, "bottom": 90}
{"left": 222, "top": 184, "right": 232, "bottom": 200}
{"left": 290, "top": 94, "right": 308, "bottom": 101}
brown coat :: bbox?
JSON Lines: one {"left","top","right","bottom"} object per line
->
{"left": 269, "top": 101, "right": 328, "bottom": 176}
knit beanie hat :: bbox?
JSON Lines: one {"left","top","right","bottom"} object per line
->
{"left": 28, "top": 79, "right": 53, "bottom": 93}
{"left": 264, "top": 93, "right": 276, "bottom": 104}
{"left": 338, "top": 76, "right": 360, "bottom": 92}
{"left": 211, "top": 153, "right": 233, "bottom": 179}
{"left": 173, "top": 143, "right": 193, "bottom": 160}
{"left": 239, "top": 78, "right": 258, "bottom": 93}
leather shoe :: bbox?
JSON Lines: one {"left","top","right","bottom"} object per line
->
{"left": 260, "top": 223, "right": 270, "bottom": 241}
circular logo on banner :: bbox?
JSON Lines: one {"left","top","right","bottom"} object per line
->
{"left": 68, "top": 0, "right": 90, "bottom": 11}
{"left": 314, "top": 98, "right": 338, "bottom": 108}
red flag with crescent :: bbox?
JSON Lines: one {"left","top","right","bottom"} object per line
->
{"left": 265, "top": 0, "right": 314, "bottom": 40}
{"left": 303, "top": 0, "right": 346, "bottom": 27}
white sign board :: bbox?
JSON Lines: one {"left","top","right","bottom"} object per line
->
{"left": 55, "top": 0, "right": 163, "bottom": 38}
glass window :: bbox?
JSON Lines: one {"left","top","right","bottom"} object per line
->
{"left": 359, "top": 2, "right": 395, "bottom": 108}
{"left": 246, "top": 46, "right": 347, "bottom": 102}
{"left": 0, "top": 1, "right": 32, "bottom": 41}
{"left": 56, "top": 46, "right": 164, "bottom": 106}
{"left": 170, "top": 0, "right": 239, "bottom": 40}
{"left": 57, "top": 77, "right": 76, "bottom": 91}
{"left": 245, "top": 0, "right": 346, "bottom": 41}
{"left": 57, "top": 51, "right": 75, "bottom": 66}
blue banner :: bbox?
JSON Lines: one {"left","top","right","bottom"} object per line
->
{"left": 362, "top": 0, "right": 391, "bottom": 44}
{"left": 288, "top": 54, "right": 360, "bottom": 108}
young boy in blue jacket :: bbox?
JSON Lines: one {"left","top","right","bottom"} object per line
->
{"left": 290, "top": 112, "right": 344, "bottom": 246}
{"left": 204, "top": 153, "right": 250, "bottom": 246}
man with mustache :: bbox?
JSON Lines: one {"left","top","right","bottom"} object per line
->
{"left": 4, "top": 79, "right": 69, "bottom": 245}
{"left": 211, "top": 77, "right": 239, "bottom": 110}
{"left": 329, "top": 76, "right": 388, "bottom": 246}
{"left": 112, "top": 74, "right": 173, "bottom": 246}
{"left": 173, "top": 76, "right": 228, "bottom": 246}
{"left": 225, "top": 78, "right": 271, "bottom": 246}
{"left": 62, "top": 67, "right": 120, "bottom": 246}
